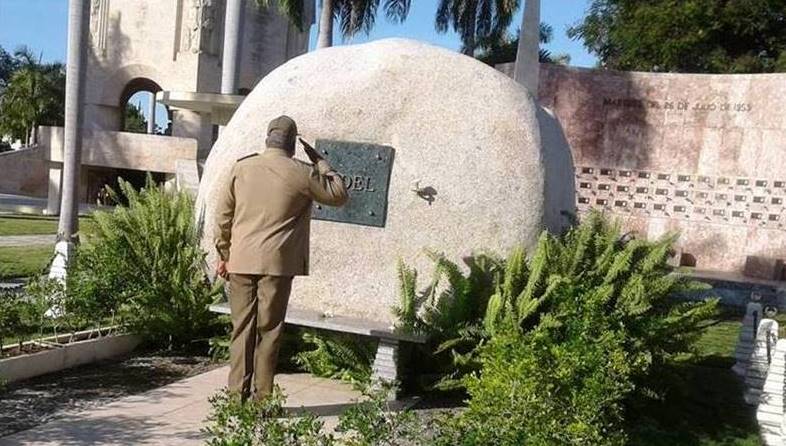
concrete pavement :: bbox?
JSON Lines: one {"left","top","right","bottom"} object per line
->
{"left": 0, "top": 367, "right": 363, "bottom": 445}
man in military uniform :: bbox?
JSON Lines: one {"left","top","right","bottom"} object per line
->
{"left": 214, "top": 115, "right": 348, "bottom": 401}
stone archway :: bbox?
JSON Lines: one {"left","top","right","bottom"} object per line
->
{"left": 119, "top": 77, "right": 170, "bottom": 135}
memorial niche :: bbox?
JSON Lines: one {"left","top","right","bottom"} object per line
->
{"left": 311, "top": 140, "right": 395, "bottom": 228}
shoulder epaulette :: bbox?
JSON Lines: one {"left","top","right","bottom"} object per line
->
{"left": 236, "top": 153, "right": 259, "bottom": 162}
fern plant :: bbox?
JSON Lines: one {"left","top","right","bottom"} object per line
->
{"left": 396, "top": 211, "right": 718, "bottom": 390}
{"left": 69, "top": 176, "right": 223, "bottom": 347}
{"left": 294, "top": 330, "right": 376, "bottom": 384}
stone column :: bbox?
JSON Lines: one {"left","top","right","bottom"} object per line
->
{"left": 51, "top": 0, "right": 90, "bottom": 279}
{"left": 513, "top": 0, "right": 540, "bottom": 97}
{"left": 146, "top": 92, "right": 157, "bottom": 134}
{"left": 734, "top": 300, "right": 764, "bottom": 376}
{"left": 46, "top": 166, "right": 63, "bottom": 215}
{"left": 221, "top": 0, "right": 244, "bottom": 95}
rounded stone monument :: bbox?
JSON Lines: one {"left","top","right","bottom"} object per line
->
{"left": 198, "top": 38, "right": 572, "bottom": 324}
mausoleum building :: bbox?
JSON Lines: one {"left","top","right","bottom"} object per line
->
{"left": 0, "top": 0, "right": 311, "bottom": 212}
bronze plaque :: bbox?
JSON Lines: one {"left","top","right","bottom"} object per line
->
{"left": 312, "top": 139, "right": 394, "bottom": 227}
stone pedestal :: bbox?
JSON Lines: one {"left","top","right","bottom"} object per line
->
{"left": 745, "top": 319, "right": 779, "bottom": 405}
{"left": 371, "top": 338, "right": 399, "bottom": 400}
{"left": 734, "top": 301, "right": 764, "bottom": 376}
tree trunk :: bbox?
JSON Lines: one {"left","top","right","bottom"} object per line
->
{"left": 462, "top": 37, "right": 475, "bottom": 57}
{"left": 513, "top": 0, "right": 540, "bottom": 95}
{"left": 56, "top": 0, "right": 90, "bottom": 239}
{"left": 316, "top": 0, "right": 334, "bottom": 49}
{"left": 462, "top": 18, "right": 476, "bottom": 56}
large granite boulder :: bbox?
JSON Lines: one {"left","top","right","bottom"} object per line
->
{"left": 198, "top": 38, "right": 573, "bottom": 324}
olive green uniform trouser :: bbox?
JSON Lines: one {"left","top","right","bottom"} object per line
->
{"left": 228, "top": 273, "right": 292, "bottom": 401}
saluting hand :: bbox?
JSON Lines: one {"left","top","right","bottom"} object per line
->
{"left": 299, "top": 138, "right": 322, "bottom": 165}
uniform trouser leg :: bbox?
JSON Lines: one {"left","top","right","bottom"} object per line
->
{"left": 228, "top": 273, "right": 292, "bottom": 400}
{"left": 228, "top": 273, "right": 259, "bottom": 400}
{"left": 254, "top": 275, "right": 292, "bottom": 398}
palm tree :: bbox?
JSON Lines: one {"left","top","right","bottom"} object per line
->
{"left": 435, "top": 0, "right": 519, "bottom": 56}
{"left": 0, "top": 47, "right": 65, "bottom": 146}
{"left": 53, "top": 0, "right": 90, "bottom": 275}
{"left": 257, "top": 0, "right": 411, "bottom": 49}
{"left": 475, "top": 23, "right": 571, "bottom": 66}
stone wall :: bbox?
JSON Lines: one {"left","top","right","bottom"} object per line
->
{"left": 41, "top": 126, "right": 197, "bottom": 174}
{"left": 500, "top": 63, "right": 786, "bottom": 274}
{"left": 0, "top": 147, "right": 49, "bottom": 198}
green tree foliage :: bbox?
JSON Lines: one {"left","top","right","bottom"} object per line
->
{"left": 436, "top": 0, "right": 519, "bottom": 55}
{"left": 123, "top": 102, "right": 148, "bottom": 134}
{"left": 332, "top": 0, "right": 412, "bottom": 41}
{"left": 569, "top": 0, "right": 786, "bottom": 73}
{"left": 69, "top": 177, "right": 222, "bottom": 347}
{"left": 254, "top": 0, "right": 411, "bottom": 48}
{"left": 0, "top": 46, "right": 19, "bottom": 93}
{"left": 254, "top": 0, "right": 309, "bottom": 32}
{"left": 0, "top": 47, "right": 65, "bottom": 143}
{"left": 476, "top": 22, "right": 572, "bottom": 66}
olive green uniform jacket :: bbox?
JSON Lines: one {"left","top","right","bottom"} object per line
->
{"left": 214, "top": 148, "right": 349, "bottom": 276}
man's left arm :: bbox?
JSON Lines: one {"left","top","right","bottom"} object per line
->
{"left": 214, "top": 166, "right": 237, "bottom": 276}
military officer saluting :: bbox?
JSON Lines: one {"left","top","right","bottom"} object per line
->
{"left": 214, "top": 115, "right": 348, "bottom": 401}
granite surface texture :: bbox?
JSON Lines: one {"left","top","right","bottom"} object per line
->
{"left": 199, "top": 39, "right": 574, "bottom": 324}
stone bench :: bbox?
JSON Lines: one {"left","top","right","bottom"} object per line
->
{"left": 208, "top": 302, "right": 426, "bottom": 394}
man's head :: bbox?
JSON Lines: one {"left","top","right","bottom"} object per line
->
{"left": 266, "top": 115, "right": 298, "bottom": 155}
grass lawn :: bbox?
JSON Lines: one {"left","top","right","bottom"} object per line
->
{"left": 628, "top": 307, "right": 769, "bottom": 446}
{"left": 0, "top": 245, "right": 54, "bottom": 279}
{"left": 0, "top": 215, "right": 94, "bottom": 237}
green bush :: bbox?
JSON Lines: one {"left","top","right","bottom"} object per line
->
{"left": 336, "top": 383, "right": 423, "bottom": 446}
{"left": 203, "top": 386, "right": 331, "bottom": 446}
{"left": 399, "top": 212, "right": 717, "bottom": 388}
{"left": 1, "top": 281, "right": 75, "bottom": 351}
{"left": 203, "top": 384, "right": 424, "bottom": 446}
{"left": 395, "top": 212, "right": 718, "bottom": 443}
{"left": 68, "top": 177, "right": 222, "bottom": 347}
{"left": 0, "top": 290, "right": 24, "bottom": 352}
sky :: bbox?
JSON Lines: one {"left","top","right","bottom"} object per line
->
{"left": 0, "top": 0, "right": 597, "bottom": 125}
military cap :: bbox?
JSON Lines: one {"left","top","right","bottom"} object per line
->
{"left": 266, "top": 115, "right": 298, "bottom": 150}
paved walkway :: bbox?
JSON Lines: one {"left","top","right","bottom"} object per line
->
{"left": 0, "top": 367, "right": 363, "bottom": 446}
{"left": 0, "top": 193, "right": 107, "bottom": 215}
{"left": 0, "top": 193, "right": 47, "bottom": 214}
{"left": 0, "top": 234, "right": 54, "bottom": 247}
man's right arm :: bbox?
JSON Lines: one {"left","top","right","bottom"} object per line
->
{"left": 307, "top": 160, "right": 349, "bottom": 206}
{"left": 214, "top": 166, "right": 237, "bottom": 263}
{"left": 299, "top": 138, "right": 349, "bottom": 206}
